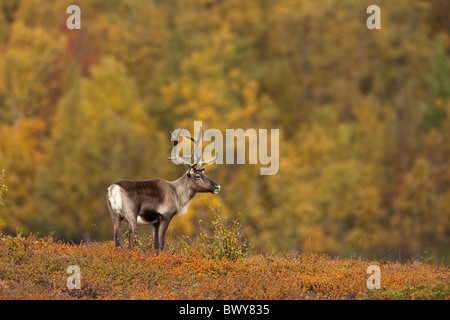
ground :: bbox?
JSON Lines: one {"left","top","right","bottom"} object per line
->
{"left": 0, "top": 233, "right": 448, "bottom": 300}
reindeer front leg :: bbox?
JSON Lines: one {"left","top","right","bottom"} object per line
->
{"left": 158, "top": 216, "right": 173, "bottom": 254}
{"left": 152, "top": 221, "right": 160, "bottom": 252}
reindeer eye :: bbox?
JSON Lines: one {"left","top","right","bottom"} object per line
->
{"left": 194, "top": 174, "right": 201, "bottom": 180}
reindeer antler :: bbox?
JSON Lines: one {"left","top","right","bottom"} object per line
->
{"left": 184, "top": 126, "right": 218, "bottom": 168}
{"left": 198, "top": 152, "right": 218, "bottom": 167}
{"left": 168, "top": 127, "right": 218, "bottom": 168}
{"left": 167, "top": 129, "right": 194, "bottom": 167}
{"left": 184, "top": 126, "right": 203, "bottom": 165}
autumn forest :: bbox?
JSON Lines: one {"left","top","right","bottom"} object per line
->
{"left": 0, "top": 0, "right": 449, "bottom": 263}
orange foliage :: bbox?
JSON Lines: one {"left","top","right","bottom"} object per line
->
{"left": 0, "top": 233, "right": 448, "bottom": 300}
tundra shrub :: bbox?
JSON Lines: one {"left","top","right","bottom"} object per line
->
{"left": 0, "top": 169, "right": 6, "bottom": 207}
{"left": 199, "top": 207, "right": 251, "bottom": 260}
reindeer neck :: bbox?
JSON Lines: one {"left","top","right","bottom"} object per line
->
{"left": 170, "top": 172, "right": 196, "bottom": 207}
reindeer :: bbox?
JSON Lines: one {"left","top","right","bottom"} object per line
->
{"left": 106, "top": 127, "right": 220, "bottom": 253}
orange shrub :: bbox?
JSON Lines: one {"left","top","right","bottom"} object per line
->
{"left": 0, "top": 233, "right": 448, "bottom": 300}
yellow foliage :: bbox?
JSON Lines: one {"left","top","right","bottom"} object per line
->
{"left": 0, "top": 0, "right": 448, "bottom": 262}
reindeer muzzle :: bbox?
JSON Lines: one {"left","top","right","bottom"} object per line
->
{"left": 212, "top": 185, "right": 221, "bottom": 194}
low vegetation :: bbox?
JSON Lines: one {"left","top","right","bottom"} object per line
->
{"left": 0, "top": 213, "right": 448, "bottom": 300}
{"left": 0, "top": 169, "right": 6, "bottom": 208}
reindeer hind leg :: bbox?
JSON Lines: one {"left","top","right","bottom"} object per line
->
{"left": 128, "top": 219, "right": 136, "bottom": 250}
{"left": 106, "top": 188, "right": 123, "bottom": 249}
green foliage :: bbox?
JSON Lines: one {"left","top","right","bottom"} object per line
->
{"left": 427, "top": 36, "right": 450, "bottom": 101}
{"left": 0, "top": 169, "right": 6, "bottom": 207}
{"left": 424, "top": 36, "right": 450, "bottom": 130}
{"left": 198, "top": 207, "right": 251, "bottom": 260}
{"left": 357, "top": 283, "right": 450, "bottom": 300}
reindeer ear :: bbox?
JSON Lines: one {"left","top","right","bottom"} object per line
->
{"left": 187, "top": 167, "right": 194, "bottom": 177}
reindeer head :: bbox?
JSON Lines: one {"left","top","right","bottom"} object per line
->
{"left": 168, "top": 127, "right": 221, "bottom": 194}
